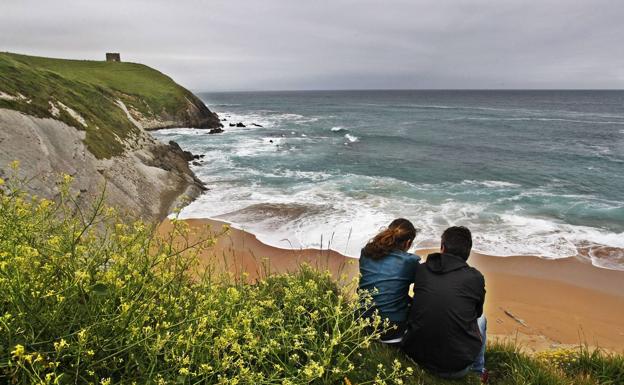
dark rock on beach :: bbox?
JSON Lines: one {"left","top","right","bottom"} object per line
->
{"left": 209, "top": 127, "right": 224, "bottom": 134}
{"left": 236, "top": 122, "right": 246, "bottom": 127}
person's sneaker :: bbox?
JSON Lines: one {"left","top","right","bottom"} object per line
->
{"left": 480, "top": 369, "right": 489, "bottom": 384}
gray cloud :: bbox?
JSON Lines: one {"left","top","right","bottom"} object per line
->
{"left": 1, "top": 0, "right": 623, "bottom": 90}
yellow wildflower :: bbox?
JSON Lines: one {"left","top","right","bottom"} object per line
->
{"left": 54, "top": 338, "right": 69, "bottom": 352}
{"left": 11, "top": 344, "right": 25, "bottom": 359}
{"left": 62, "top": 173, "right": 73, "bottom": 184}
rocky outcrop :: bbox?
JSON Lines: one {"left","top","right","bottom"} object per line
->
{"left": 116, "top": 97, "right": 222, "bottom": 132}
{"left": 128, "top": 96, "right": 222, "bottom": 131}
{"left": 0, "top": 109, "right": 204, "bottom": 221}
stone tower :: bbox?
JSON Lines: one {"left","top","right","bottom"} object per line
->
{"left": 106, "top": 53, "right": 121, "bottom": 62}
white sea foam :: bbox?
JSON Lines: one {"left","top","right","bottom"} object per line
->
{"left": 174, "top": 170, "right": 624, "bottom": 270}
{"left": 276, "top": 169, "right": 333, "bottom": 181}
{"left": 461, "top": 180, "right": 521, "bottom": 189}
{"left": 230, "top": 137, "right": 288, "bottom": 157}
{"left": 156, "top": 103, "right": 624, "bottom": 270}
{"left": 272, "top": 113, "right": 319, "bottom": 124}
{"left": 212, "top": 109, "right": 320, "bottom": 129}
{"left": 263, "top": 137, "right": 284, "bottom": 145}
{"left": 152, "top": 127, "right": 209, "bottom": 136}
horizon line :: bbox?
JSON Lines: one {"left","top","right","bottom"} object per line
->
{"left": 194, "top": 88, "right": 624, "bottom": 93}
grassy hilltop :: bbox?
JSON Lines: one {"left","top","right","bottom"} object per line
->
{"left": 0, "top": 52, "right": 220, "bottom": 158}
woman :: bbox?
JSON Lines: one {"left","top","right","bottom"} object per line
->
{"left": 359, "top": 218, "right": 420, "bottom": 344}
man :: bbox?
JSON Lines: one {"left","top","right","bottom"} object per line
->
{"left": 401, "top": 226, "right": 487, "bottom": 381}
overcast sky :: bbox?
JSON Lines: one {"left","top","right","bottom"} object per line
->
{"left": 2, "top": 0, "right": 623, "bottom": 91}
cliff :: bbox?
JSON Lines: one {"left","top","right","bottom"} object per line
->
{"left": 0, "top": 52, "right": 220, "bottom": 221}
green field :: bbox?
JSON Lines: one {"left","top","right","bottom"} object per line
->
{"left": 0, "top": 52, "right": 209, "bottom": 158}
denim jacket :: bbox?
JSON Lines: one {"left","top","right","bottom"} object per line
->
{"left": 358, "top": 249, "right": 421, "bottom": 322}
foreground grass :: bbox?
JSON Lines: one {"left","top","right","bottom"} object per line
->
{"left": 0, "top": 52, "right": 210, "bottom": 158}
{"left": 353, "top": 342, "right": 624, "bottom": 385}
{"left": 1, "top": 172, "right": 622, "bottom": 384}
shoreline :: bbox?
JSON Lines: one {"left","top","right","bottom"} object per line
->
{"left": 159, "top": 217, "right": 624, "bottom": 353}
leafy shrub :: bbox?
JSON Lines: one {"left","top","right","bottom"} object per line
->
{"left": 0, "top": 168, "right": 411, "bottom": 384}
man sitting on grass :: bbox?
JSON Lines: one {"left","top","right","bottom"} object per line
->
{"left": 401, "top": 226, "right": 488, "bottom": 381}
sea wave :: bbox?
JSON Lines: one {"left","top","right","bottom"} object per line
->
{"left": 211, "top": 109, "right": 321, "bottom": 129}
{"left": 344, "top": 134, "right": 359, "bottom": 143}
{"left": 174, "top": 171, "right": 624, "bottom": 270}
{"left": 460, "top": 180, "right": 521, "bottom": 189}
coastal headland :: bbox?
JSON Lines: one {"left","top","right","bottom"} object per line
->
{"left": 0, "top": 52, "right": 222, "bottom": 221}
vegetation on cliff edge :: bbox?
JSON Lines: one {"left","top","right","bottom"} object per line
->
{"left": 0, "top": 168, "right": 622, "bottom": 384}
{"left": 0, "top": 52, "right": 217, "bottom": 159}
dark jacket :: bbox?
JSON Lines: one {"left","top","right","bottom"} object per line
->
{"left": 401, "top": 252, "right": 485, "bottom": 373}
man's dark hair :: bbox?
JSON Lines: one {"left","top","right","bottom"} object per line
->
{"left": 441, "top": 226, "right": 472, "bottom": 260}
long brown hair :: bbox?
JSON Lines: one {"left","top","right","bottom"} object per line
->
{"left": 362, "top": 218, "right": 418, "bottom": 260}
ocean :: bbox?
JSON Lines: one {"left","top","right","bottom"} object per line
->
{"left": 153, "top": 90, "right": 624, "bottom": 270}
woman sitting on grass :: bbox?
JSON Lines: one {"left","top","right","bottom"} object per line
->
{"left": 359, "top": 218, "right": 420, "bottom": 344}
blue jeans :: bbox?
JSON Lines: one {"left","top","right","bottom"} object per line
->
{"left": 438, "top": 315, "right": 487, "bottom": 378}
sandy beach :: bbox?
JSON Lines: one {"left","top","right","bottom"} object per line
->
{"left": 158, "top": 218, "right": 624, "bottom": 353}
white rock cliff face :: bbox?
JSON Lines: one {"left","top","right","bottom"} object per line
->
{"left": 0, "top": 109, "right": 204, "bottom": 221}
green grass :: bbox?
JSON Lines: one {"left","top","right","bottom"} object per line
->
{"left": 1, "top": 169, "right": 623, "bottom": 384}
{"left": 0, "top": 52, "right": 208, "bottom": 158}
{"left": 349, "top": 334, "right": 624, "bottom": 385}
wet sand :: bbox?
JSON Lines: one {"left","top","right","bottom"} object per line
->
{"left": 158, "top": 218, "right": 624, "bottom": 353}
